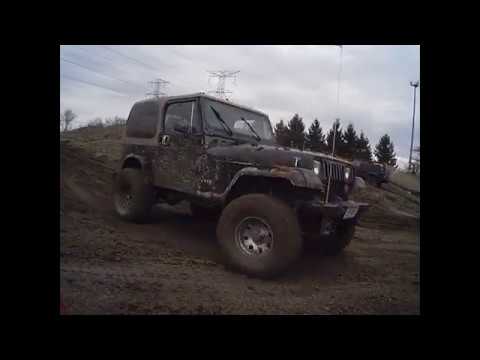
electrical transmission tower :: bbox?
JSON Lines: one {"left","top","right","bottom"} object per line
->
{"left": 146, "top": 78, "right": 170, "bottom": 98}
{"left": 207, "top": 70, "right": 240, "bottom": 100}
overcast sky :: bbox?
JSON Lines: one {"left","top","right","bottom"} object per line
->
{"left": 60, "top": 45, "right": 420, "bottom": 168}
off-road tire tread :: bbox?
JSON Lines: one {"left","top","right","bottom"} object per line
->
{"left": 113, "top": 168, "right": 154, "bottom": 223}
{"left": 216, "top": 193, "right": 302, "bottom": 278}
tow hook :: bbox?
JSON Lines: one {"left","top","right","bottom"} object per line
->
{"left": 320, "top": 218, "right": 336, "bottom": 236}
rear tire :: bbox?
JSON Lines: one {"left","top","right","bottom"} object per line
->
{"left": 113, "top": 168, "right": 154, "bottom": 223}
{"left": 216, "top": 194, "right": 303, "bottom": 278}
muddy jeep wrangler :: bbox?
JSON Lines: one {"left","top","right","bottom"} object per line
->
{"left": 352, "top": 160, "right": 389, "bottom": 188}
{"left": 113, "top": 93, "right": 368, "bottom": 278}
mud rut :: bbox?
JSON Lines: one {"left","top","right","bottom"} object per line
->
{"left": 60, "top": 137, "right": 420, "bottom": 315}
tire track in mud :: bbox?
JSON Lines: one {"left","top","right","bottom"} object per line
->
{"left": 62, "top": 147, "right": 223, "bottom": 264}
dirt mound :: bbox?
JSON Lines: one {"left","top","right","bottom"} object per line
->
{"left": 61, "top": 125, "right": 124, "bottom": 169}
{"left": 60, "top": 125, "right": 419, "bottom": 315}
{"left": 351, "top": 183, "right": 419, "bottom": 230}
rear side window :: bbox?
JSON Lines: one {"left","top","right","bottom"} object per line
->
{"left": 126, "top": 101, "right": 159, "bottom": 138}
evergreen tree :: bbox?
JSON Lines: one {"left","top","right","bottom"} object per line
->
{"left": 287, "top": 114, "right": 306, "bottom": 149}
{"left": 374, "top": 134, "right": 397, "bottom": 166}
{"left": 342, "top": 123, "right": 358, "bottom": 159}
{"left": 273, "top": 119, "right": 289, "bottom": 146}
{"left": 305, "top": 119, "right": 326, "bottom": 152}
{"left": 355, "top": 131, "right": 373, "bottom": 161}
{"left": 326, "top": 119, "right": 345, "bottom": 156}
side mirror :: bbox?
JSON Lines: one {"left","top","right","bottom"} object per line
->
{"left": 174, "top": 123, "right": 189, "bottom": 134}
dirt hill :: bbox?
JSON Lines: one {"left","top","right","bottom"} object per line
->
{"left": 60, "top": 125, "right": 419, "bottom": 315}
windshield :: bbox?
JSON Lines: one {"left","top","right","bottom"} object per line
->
{"left": 202, "top": 99, "right": 274, "bottom": 142}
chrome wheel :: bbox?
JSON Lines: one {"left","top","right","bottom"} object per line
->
{"left": 235, "top": 217, "right": 274, "bottom": 256}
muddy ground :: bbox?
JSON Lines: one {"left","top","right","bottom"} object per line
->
{"left": 60, "top": 125, "right": 420, "bottom": 315}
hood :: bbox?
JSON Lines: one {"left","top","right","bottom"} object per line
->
{"left": 206, "top": 142, "right": 352, "bottom": 170}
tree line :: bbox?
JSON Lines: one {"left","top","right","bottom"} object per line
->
{"left": 274, "top": 114, "right": 397, "bottom": 166}
{"left": 60, "top": 109, "right": 126, "bottom": 132}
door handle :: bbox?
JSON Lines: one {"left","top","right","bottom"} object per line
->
{"left": 160, "top": 135, "right": 170, "bottom": 146}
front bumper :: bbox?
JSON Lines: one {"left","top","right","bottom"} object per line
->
{"left": 300, "top": 199, "right": 369, "bottom": 221}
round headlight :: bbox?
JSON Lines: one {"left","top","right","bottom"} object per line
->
{"left": 313, "top": 160, "right": 320, "bottom": 175}
{"left": 344, "top": 167, "right": 351, "bottom": 180}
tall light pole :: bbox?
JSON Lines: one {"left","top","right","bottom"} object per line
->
{"left": 325, "top": 45, "right": 343, "bottom": 204}
{"left": 408, "top": 80, "right": 419, "bottom": 172}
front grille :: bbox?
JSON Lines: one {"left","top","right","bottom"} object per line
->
{"left": 318, "top": 159, "right": 346, "bottom": 182}
{"left": 316, "top": 158, "right": 352, "bottom": 201}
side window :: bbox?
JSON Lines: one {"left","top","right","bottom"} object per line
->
{"left": 126, "top": 101, "right": 159, "bottom": 138}
{"left": 164, "top": 101, "right": 201, "bottom": 135}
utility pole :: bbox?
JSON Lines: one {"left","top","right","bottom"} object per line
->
{"left": 147, "top": 78, "right": 169, "bottom": 98}
{"left": 325, "top": 45, "right": 343, "bottom": 204}
{"left": 207, "top": 70, "right": 240, "bottom": 100}
{"left": 408, "top": 80, "right": 419, "bottom": 172}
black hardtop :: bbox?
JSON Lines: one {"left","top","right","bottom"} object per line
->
{"left": 133, "top": 93, "right": 269, "bottom": 118}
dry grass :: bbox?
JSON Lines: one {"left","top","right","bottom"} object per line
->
{"left": 390, "top": 170, "right": 420, "bottom": 193}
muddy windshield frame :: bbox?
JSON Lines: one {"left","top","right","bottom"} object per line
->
{"left": 201, "top": 98, "right": 275, "bottom": 143}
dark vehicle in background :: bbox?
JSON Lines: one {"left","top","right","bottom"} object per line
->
{"left": 113, "top": 93, "right": 368, "bottom": 278}
{"left": 352, "top": 160, "right": 389, "bottom": 187}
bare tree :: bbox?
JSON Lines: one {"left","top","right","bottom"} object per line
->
{"left": 61, "top": 109, "right": 77, "bottom": 132}
{"left": 60, "top": 112, "right": 65, "bottom": 132}
{"left": 104, "top": 116, "right": 126, "bottom": 127}
{"left": 87, "top": 117, "right": 104, "bottom": 128}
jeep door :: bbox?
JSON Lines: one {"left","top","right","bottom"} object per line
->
{"left": 153, "top": 98, "right": 204, "bottom": 193}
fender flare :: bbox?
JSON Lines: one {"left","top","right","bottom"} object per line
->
{"left": 195, "top": 166, "right": 325, "bottom": 202}
{"left": 233, "top": 166, "right": 324, "bottom": 190}
{"left": 121, "top": 154, "right": 148, "bottom": 170}
{"left": 115, "top": 154, "right": 153, "bottom": 183}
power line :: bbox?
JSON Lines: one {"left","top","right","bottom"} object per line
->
{"left": 60, "top": 56, "right": 146, "bottom": 91}
{"left": 73, "top": 45, "right": 143, "bottom": 71}
{"left": 68, "top": 46, "right": 158, "bottom": 89}
{"left": 61, "top": 74, "right": 128, "bottom": 96}
{"left": 101, "top": 45, "right": 159, "bottom": 72}
{"left": 75, "top": 45, "right": 118, "bottom": 62}
{"left": 207, "top": 70, "right": 240, "bottom": 100}
{"left": 146, "top": 78, "right": 170, "bottom": 98}
{"left": 66, "top": 46, "right": 174, "bottom": 97}
{"left": 63, "top": 46, "right": 178, "bottom": 102}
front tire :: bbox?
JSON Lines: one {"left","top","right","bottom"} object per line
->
{"left": 216, "top": 194, "right": 303, "bottom": 278}
{"left": 113, "top": 168, "right": 154, "bottom": 223}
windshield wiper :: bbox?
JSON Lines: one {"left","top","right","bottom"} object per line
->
{"left": 209, "top": 105, "right": 233, "bottom": 136}
{"left": 240, "top": 117, "right": 261, "bottom": 142}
